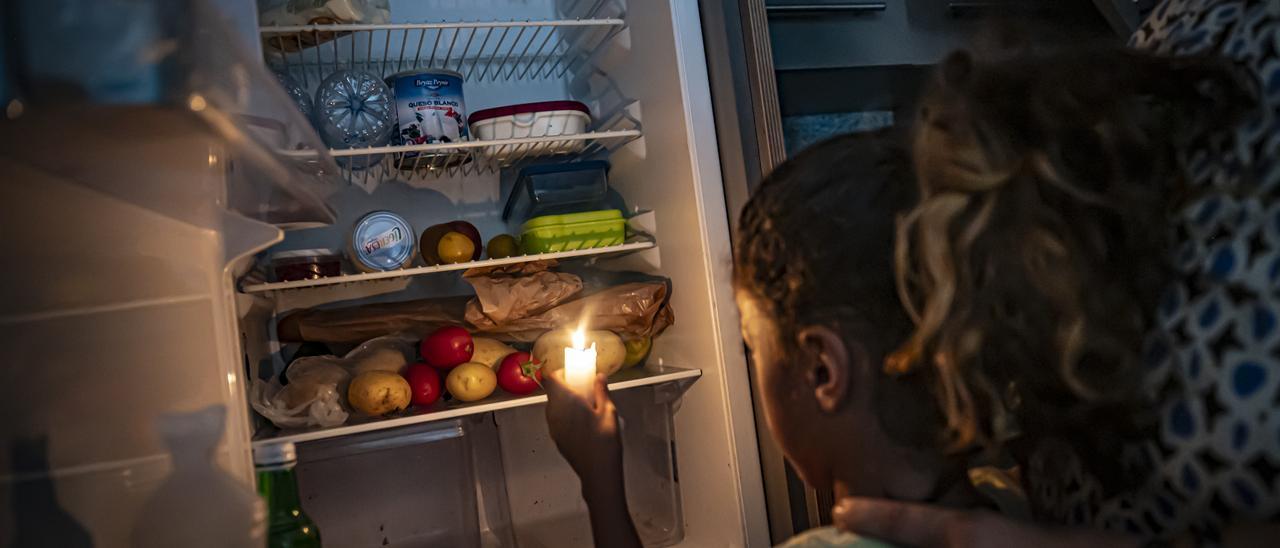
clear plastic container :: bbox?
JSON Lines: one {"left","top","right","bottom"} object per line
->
{"left": 503, "top": 161, "right": 610, "bottom": 222}
{"left": 294, "top": 420, "right": 480, "bottom": 548}
{"left": 519, "top": 209, "right": 625, "bottom": 254}
{"left": 269, "top": 248, "right": 342, "bottom": 282}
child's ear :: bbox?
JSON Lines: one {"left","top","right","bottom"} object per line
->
{"left": 796, "top": 326, "right": 865, "bottom": 414}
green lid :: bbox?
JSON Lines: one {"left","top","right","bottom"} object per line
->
{"left": 521, "top": 209, "right": 623, "bottom": 231}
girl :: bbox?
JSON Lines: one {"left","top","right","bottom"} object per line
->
{"left": 543, "top": 131, "right": 1084, "bottom": 547}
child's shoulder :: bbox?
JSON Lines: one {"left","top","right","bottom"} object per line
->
{"left": 776, "top": 526, "right": 896, "bottom": 548}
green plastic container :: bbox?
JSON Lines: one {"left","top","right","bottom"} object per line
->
{"left": 520, "top": 209, "right": 625, "bottom": 254}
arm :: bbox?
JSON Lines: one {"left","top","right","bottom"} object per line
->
{"left": 543, "top": 371, "right": 642, "bottom": 548}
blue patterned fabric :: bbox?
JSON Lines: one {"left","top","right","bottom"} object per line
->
{"left": 1027, "top": 1, "right": 1280, "bottom": 543}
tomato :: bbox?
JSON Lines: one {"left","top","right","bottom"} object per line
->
{"left": 496, "top": 351, "right": 543, "bottom": 396}
{"left": 420, "top": 326, "right": 474, "bottom": 369}
{"left": 403, "top": 363, "right": 442, "bottom": 406}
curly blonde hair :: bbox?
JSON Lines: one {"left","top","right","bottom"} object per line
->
{"left": 891, "top": 45, "right": 1254, "bottom": 467}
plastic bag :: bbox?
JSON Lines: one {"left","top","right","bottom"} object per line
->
{"left": 463, "top": 261, "right": 584, "bottom": 325}
{"left": 250, "top": 334, "right": 414, "bottom": 429}
{"left": 468, "top": 281, "right": 675, "bottom": 342}
{"left": 257, "top": 0, "right": 391, "bottom": 26}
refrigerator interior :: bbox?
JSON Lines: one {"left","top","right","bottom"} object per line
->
{"left": 237, "top": 1, "right": 767, "bottom": 547}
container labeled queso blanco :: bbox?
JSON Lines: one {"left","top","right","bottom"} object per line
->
{"left": 386, "top": 70, "right": 468, "bottom": 152}
{"left": 348, "top": 211, "right": 416, "bottom": 272}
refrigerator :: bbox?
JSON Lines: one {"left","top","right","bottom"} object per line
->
{"left": 1, "top": 0, "right": 769, "bottom": 547}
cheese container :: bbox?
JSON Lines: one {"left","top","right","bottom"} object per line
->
{"left": 348, "top": 211, "right": 416, "bottom": 272}
{"left": 468, "top": 101, "right": 591, "bottom": 160}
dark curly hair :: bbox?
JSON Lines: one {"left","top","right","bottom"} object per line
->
{"left": 734, "top": 131, "right": 944, "bottom": 450}
{"left": 892, "top": 44, "right": 1255, "bottom": 481}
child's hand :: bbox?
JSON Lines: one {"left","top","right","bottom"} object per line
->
{"left": 543, "top": 370, "right": 624, "bottom": 498}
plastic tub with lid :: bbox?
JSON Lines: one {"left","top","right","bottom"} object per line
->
{"left": 503, "top": 160, "right": 610, "bottom": 222}
{"left": 519, "top": 209, "right": 625, "bottom": 254}
{"left": 468, "top": 100, "right": 591, "bottom": 160}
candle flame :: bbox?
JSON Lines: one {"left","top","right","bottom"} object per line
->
{"left": 571, "top": 328, "right": 586, "bottom": 350}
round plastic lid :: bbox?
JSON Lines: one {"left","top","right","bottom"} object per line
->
{"left": 468, "top": 100, "right": 591, "bottom": 125}
{"left": 351, "top": 211, "right": 416, "bottom": 271}
{"left": 253, "top": 442, "right": 297, "bottom": 466}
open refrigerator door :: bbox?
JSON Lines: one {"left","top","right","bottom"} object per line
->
{"left": 0, "top": 0, "right": 345, "bottom": 546}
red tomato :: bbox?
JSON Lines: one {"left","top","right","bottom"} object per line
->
{"left": 496, "top": 351, "right": 543, "bottom": 395}
{"left": 403, "top": 363, "right": 442, "bottom": 406}
{"left": 420, "top": 326, "right": 474, "bottom": 369}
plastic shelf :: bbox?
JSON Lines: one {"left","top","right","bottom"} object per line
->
{"left": 260, "top": 18, "right": 626, "bottom": 86}
{"left": 252, "top": 365, "right": 700, "bottom": 447}
{"left": 241, "top": 239, "right": 655, "bottom": 294}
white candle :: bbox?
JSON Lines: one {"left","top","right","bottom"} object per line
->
{"left": 563, "top": 329, "right": 597, "bottom": 395}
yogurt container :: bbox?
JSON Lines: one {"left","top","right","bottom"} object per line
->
{"left": 387, "top": 70, "right": 468, "bottom": 160}
{"left": 348, "top": 211, "right": 416, "bottom": 272}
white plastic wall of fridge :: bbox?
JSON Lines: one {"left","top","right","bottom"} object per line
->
{"left": 494, "top": 386, "right": 683, "bottom": 547}
{"left": 132, "top": 405, "right": 265, "bottom": 548}
{"left": 586, "top": 1, "right": 771, "bottom": 545}
{"left": 294, "top": 420, "right": 480, "bottom": 548}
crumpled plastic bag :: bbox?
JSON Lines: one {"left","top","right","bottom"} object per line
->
{"left": 259, "top": 0, "right": 391, "bottom": 51}
{"left": 469, "top": 281, "right": 675, "bottom": 342}
{"left": 250, "top": 334, "right": 414, "bottom": 429}
{"left": 463, "top": 261, "right": 583, "bottom": 326}
{"left": 258, "top": 0, "right": 391, "bottom": 26}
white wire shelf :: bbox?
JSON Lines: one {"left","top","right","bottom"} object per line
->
{"left": 260, "top": 18, "right": 626, "bottom": 86}
{"left": 252, "top": 365, "right": 700, "bottom": 447}
{"left": 331, "top": 126, "right": 641, "bottom": 184}
{"left": 242, "top": 240, "right": 656, "bottom": 294}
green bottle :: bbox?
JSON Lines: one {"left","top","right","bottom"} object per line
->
{"left": 254, "top": 442, "right": 322, "bottom": 548}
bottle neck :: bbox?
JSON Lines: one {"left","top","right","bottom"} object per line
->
{"left": 257, "top": 464, "right": 304, "bottom": 517}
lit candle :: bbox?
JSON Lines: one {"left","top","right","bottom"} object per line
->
{"left": 563, "top": 329, "right": 597, "bottom": 395}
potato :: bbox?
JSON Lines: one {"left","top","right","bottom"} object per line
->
{"left": 533, "top": 329, "right": 626, "bottom": 378}
{"left": 351, "top": 346, "right": 410, "bottom": 376}
{"left": 347, "top": 371, "right": 411, "bottom": 416}
{"left": 471, "top": 337, "right": 516, "bottom": 370}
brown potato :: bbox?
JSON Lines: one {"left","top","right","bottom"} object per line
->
{"left": 347, "top": 371, "right": 411, "bottom": 416}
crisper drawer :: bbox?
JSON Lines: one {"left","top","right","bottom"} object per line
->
{"left": 494, "top": 385, "right": 685, "bottom": 548}
{"left": 294, "top": 421, "right": 480, "bottom": 548}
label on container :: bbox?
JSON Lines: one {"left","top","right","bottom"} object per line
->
{"left": 350, "top": 211, "right": 415, "bottom": 272}
{"left": 388, "top": 71, "right": 468, "bottom": 154}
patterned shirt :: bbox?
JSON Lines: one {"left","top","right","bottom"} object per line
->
{"left": 1028, "top": 1, "right": 1280, "bottom": 543}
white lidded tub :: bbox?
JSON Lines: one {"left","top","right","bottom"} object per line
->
{"left": 468, "top": 100, "right": 591, "bottom": 160}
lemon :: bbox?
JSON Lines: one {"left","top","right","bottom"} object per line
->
{"left": 487, "top": 234, "right": 520, "bottom": 259}
{"left": 623, "top": 337, "right": 652, "bottom": 368}
{"left": 446, "top": 362, "right": 497, "bottom": 402}
{"left": 438, "top": 231, "right": 476, "bottom": 264}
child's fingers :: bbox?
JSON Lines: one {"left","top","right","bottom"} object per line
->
{"left": 592, "top": 373, "right": 612, "bottom": 411}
